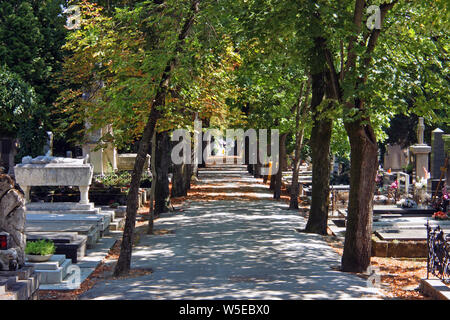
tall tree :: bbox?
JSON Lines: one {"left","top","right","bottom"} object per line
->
{"left": 289, "top": 79, "right": 311, "bottom": 209}
{"left": 114, "top": 0, "right": 200, "bottom": 276}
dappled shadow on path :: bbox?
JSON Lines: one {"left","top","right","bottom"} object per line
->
{"left": 81, "top": 200, "right": 380, "bottom": 300}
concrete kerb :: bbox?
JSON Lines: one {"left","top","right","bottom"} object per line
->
{"left": 419, "top": 279, "right": 450, "bottom": 300}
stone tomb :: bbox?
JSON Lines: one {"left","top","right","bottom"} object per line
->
{"left": 330, "top": 205, "right": 445, "bottom": 258}
{"left": 14, "top": 156, "right": 93, "bottom": 204}
{"left": 25, "top": 202, "right": 114, "bottom": 248}
{"left": 25, "top": 254, "right": 73, "bottom": 285}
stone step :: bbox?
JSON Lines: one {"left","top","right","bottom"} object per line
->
{"left": 198, "top": 171, "right": 250, "bottom": 175}
{"left": 26, "top": 208, "right": 101, "bottom": 215}
{"left": 0, "top": 266, "right": 35, "bottom": 280}
{"left": 26, "top": 202, "right": 95, "bottom": 211}
{"left": 202, "top": 167, "right": 248, "bottom": 170}
{"left": 0, "top": 276, "right": 16, "bottom": 294}
{"left": 2, "top": 281, "right": 28, "bottom": 300}
{"left": 0, "top": 268, "right": 39, "bottom": 300}
{"left": 109, "top": 218, "right": 125, "bottom": 231}
{"left": 27, "top": 255, "right": 72, "bottom": 284}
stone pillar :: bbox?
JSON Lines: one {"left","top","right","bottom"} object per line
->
{"left": 443, "top": 134, "right": 450, "bottom": 185}
{"left": 79, "top": 186, "right": 90, "bottom": 204}
{"left": 431, "top": 128, "right": 445, "bottom": 195}
{"left": 82, "top": 125, "right": 117, "bottom": 175}
{"left": 409, "top": 117, "right": 431, "bottom": 181}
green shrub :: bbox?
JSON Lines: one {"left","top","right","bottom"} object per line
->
{"left": 25, "top": 240, "right": 55, "bottom": 255}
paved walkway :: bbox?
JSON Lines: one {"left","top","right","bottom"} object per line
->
{"left": 81, "top": 164, "right": 382, "bottom": 300}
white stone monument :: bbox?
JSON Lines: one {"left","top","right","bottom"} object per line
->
{"left": 409, "top": 117, "right": 431, "bottom": 181}
{"left": 82, "top": 124, "right": 117, "bottom": 175}
{"left": 14, "top": 155, "right": 93, "bottom": 204}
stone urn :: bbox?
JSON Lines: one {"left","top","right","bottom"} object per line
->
{"left": 26, "top": 254, "right": 53, "bottom": 263}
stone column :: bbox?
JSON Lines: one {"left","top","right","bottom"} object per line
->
{"left": 431, "top": 128, "right": 445, "bottom": 195}
{"left": 79, "top": 186, "right": 90, "bottom": 204}
{"left": 409, "top": 117, "right": 431, "bottom": 181}
{"left": 443, "top": 134, "right": 450, "bottom": 185}
{"left": 22, "top": 185, "right": 31, "bottom": 204}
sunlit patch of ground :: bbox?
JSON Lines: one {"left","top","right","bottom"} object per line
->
{"left": 324, "top": 235, "right": 431, "bottom": 299}
{"left": 38, "top": 224, "right": 153, "bottom": 300}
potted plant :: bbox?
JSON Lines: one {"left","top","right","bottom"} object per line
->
{"left": 25, "top": 240, "right": 55, "bottom": 262}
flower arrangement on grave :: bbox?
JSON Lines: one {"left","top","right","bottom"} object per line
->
{"left": 432, "top": 211, "right": 448, "bottom": 220}
{"left": 388, "top": 180, "right": 399, "bottom": 202}
{"left": 432, "top": 185, "right": 449, "bottom": 214}
{"left": 414, "top": 176, "right": 429, "bottom": 207}
{"left": 398, "top": 198, "right": 417, "bottom": 209}
{"left": 414, "top": 177, "right": 427, "bottom": 190}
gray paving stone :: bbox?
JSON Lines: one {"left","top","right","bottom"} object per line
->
{"left": 81, "top": 166, "right": 383, "bottom": 300}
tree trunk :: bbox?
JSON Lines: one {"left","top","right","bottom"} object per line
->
{"left": 274, "top": 133, "right": 287, "bottom": 199}
{"left": 172, "top": 162, "right": 189, "bottom": 197}
{"left": 155, "top": 131, "right": 171, "bottom": 215}
{"left": 147, "top": 132, "right": 156, "bottom": 234}
{"left": 289, "top": 79, "right": 310, "bottom": 209}
{"left": 304, "top": 71, "right": 332, "bottom": 235}
{"left": 289, "top": 128, "right": 304, "bottom": 209}
{"left": 114, "top": 0, "right": 200, "bottom": 276}
{"left": 341, "top": 120, "right": 378, "bottom": 273}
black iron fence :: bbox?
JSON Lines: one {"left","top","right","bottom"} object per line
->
{"left": 426, "top": 221, "right": 450, "bottom": 283}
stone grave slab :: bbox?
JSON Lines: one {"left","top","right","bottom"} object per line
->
{"left": 25, "top": 221, "right": 99, "bottom": 247}
{"left": 26, "top": 202, "right": 95, "bottom": 211}
{"left": 373, "top": 205, "right": 435, "bottom": 215}
{"left": 25, "top": 212, "right": 109, "bottom": 235}
{"left": 26, "top": 232, "right": 87, "bottom": 263}
{"left": 25, "top": 254, "right": 72, "bottom": 284}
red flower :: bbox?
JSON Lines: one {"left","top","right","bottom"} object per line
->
{"left": 432, "top": 211, "right": 448, "bottom": 220}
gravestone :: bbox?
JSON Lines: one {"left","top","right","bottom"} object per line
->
{"left": 82, "top": 124, "right": 117, "bottom": 175}
{"left": 117, "top": 153, "right": 150, "bottom": 171}
{"left": 384, "top": 144, "right": 408, "bottom": 171}
{"left": 443, "top": 134, "right": 450, "bottom": 187}
{"left": 0, "top": 174, "right": 26, "bottom": 270}
{"left": 431, "top": 128, "right": 446, "bottom": 195}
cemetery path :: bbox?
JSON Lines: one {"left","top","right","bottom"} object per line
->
{"left": 81, "top": 161, "right": 382, "bottom": 300}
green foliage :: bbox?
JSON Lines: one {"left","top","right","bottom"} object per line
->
{"left": 56, "top": 0, "right": 244, "bottom": 148}
{"left": 94, "top": 170, "right": 151, "bottom": 187}
{"left": 0, "top": 66, "right": 47, "bottom": 158}
{"left": 0, "top": 0, "right": 67, "bottom": 105}
{"left": 25, "top": 240, "right": 55, "bottom": 256}
{"left": 95, "top": 171, "right": 132, "bottom": 187}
